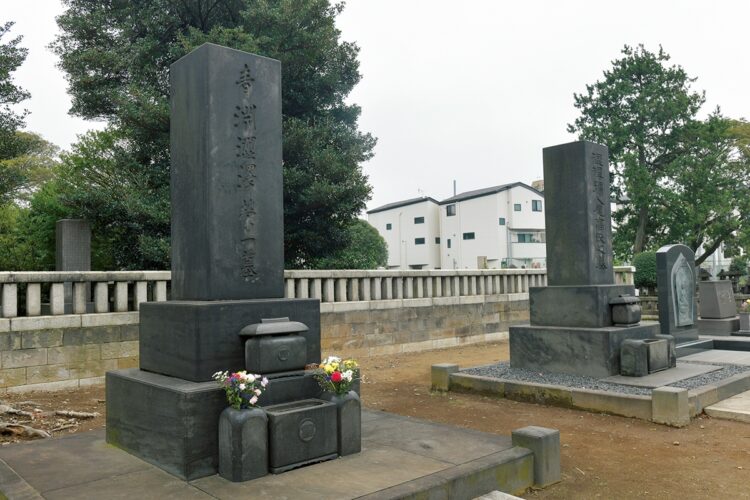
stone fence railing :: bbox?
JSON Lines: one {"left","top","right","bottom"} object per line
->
{"left": 0, "top": 271, "right": 170, "bottom": 318}
{"left": 0, "top": 267, "right": 635, "bottom": 319}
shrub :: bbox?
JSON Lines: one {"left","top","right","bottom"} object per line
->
{"left": 633, "top": 252, "right": 657, "bottom": 290}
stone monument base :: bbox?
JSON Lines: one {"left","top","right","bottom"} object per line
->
{"left": 139, "top": 298, "right": 320, "bottom": 382}
{"left": 530, "top": 284, "right": 635, "bottom": 328}
{"left": 106, "top": 368, "right": 320, "bottom": 481}
{"left": 697, "top": 317, "right": 739, "bottom": 336}
{"left": 509, "top": 322, "right": 661, "bottom": 378}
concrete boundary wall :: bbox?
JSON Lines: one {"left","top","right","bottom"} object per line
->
{"left": 0, "top": 294, "right": 529, "bottom": 393}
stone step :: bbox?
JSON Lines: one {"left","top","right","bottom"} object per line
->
{"left": 705, "top": 389, "right": 750, "bottom": 423}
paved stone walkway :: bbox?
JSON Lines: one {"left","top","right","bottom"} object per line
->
{"left": 0, "top": 410, "right": 534, "bottom": 500}
{"left": 705, "top": 389, "right": 750, "bottom": 423}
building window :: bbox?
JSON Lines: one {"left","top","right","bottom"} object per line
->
{"left": 414, "top": 216, "right": 424, "bottom": 224}
{"left": 446, "top": 204, "right": 456, "bottom": 216}
{"left": 386, "top": 223, "right": 392, "bottom": 230}
{"left": 514, "top": 203, "right": 522, "bottom": 212}
{"left": 515, "top": 231, "right": 545, "bottom": 243}
{"left": 447, "top": 239, "right": 451, "bottom": 249}
{"left": 435, "top": 237, "right": 440, "bottom": 244}
{"left": 462, "top": 232, "right": 475, "bottom": 240}
{"left": 532, "top": 200, "right": 543, "bottom": 212}
{"left": 498, "top": 217, "right": 506, "bottom": 226}
{"left": 415, "top": 237, "right": 425, "bottom": 245}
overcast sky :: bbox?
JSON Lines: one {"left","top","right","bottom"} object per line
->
{"left": 4, "top": 0, "right": 749, "bottom": 212}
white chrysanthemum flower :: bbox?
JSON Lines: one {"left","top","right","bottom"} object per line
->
{"left": 246, "top": 373, "right": 256, "bottom": 383}
{"left": 254, "top": 388, "right": 262, "bottom": 396}
{"left": 249, "top": 395, "right": 258, "bottom": 405}
{"left": 343, "top": 370, "right": 353, "bottom": 381}
{"left": 238, "top": 383, "right": 246, "bottom": 390}
{"left": 261, "top": 377, "right": 269, "bottom": 387}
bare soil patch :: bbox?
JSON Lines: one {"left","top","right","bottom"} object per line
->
{"left": 1, "top": 341, "right": 749, "bottom": 499}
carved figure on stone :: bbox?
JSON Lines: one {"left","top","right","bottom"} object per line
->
{"left": 671, "top": 253, "right": 694, "bottom": 326}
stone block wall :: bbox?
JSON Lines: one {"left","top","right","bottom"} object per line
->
{"left": 319, "top": 294, "right": 529, "bottom": 359}
{"left": 0, "top": 296, "right": 530, "bottom": 392}
{"left": 0, "top": 312, "right": 140, "bottom": 393}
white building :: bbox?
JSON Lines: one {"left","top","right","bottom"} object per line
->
{"left": 439, "top": 183, "right": 546, "bottom": 269}
{"left": 366, "top": 197, "right": 441, "bottom": 269}
{"left": 367, "top": 183, "right": 546, "bottom": 270}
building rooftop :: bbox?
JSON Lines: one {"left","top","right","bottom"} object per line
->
{"left": 367, "top": 196, "right": 440, "bottom": 215}
{"left": 439, "top": 182, "right": 543, "bottom": 205}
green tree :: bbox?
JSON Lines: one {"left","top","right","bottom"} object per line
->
{"left": 569, "top": 45, "right": 750, "bottom": 264}
{"left": 0, "top": 21, "right": 29, "bottom": 159}
{"left": 312, "top": 219, "right": 387, "bottom": 269}
{"left": 0, "top": 131, "right": 59, "bottom": 204}
{"left": 568, "top": 45, "right": 703, "bottom": 255}
{"left": 52, "top": 0, "right": 375, "bottom": 269}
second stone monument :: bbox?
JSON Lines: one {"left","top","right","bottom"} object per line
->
{"left": 509, "top": 141, "right": 660, "bottom": 377}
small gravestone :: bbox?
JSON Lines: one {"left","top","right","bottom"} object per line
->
{"left": 509, "top": 141, "right": 659, "bottom": 378}
{"left": 697, "top": 280, "right": 738, "bottom": 335}
{"left": 656, "top": 244, "right": 700, "bottom": 343}
{"left": 55, "top": 219, "right": 91, "bottom": 313}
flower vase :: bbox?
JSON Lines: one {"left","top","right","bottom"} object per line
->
{"left": 740, "top": 312, "right": 750, "bottom": 333}
{"left": 320, "top": 390, "right": 361, "bottom": 456}
{"left": 218, "top": 406, "right": 268, "bottom": 482}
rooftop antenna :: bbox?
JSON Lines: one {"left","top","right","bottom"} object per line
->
{"left": 417, "top": 188, "right": 424, "bottom": 198}
{"left": 453, "top": 180, "right": 456, "bottom": 196}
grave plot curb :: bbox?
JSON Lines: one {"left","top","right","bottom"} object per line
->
{"left": 436, "top": 366, "right": 750, "bottom": 427}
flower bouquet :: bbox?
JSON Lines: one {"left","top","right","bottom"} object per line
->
{"left": 213, "top": 370, "right": 269, "bottom": 409}
{"left": 740, "top": 299, "right": 750, "bottom": 314}
{"left": 312, "top": 356, "right": 359, "bottom": 395}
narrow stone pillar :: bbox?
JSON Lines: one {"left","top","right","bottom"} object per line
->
{"left": 285, "top": 279, "right": 295, "bottom": 298}
{"left": 324, "top": 279, "right": 335, "bottom": 302}
{"left": 405, "top": 277, "right": 414, "bottom": 299}
{"left": 134, "top": 281, "right": 148, "bottom": 311}
{"left": 1, "top": 284, "right": 17, "bottom": 318}
{"left": 362, "top": 278, "right": 371, "bottom": 301}
{"left": 26, "top": 283, "right": 41, "bottom": 316}
{"left": 94, "top": 282, "right": 109, "bottom": 312}
{"left": 50, "top": 283, "right": 64, "bottom": 315}
{"left": 312, "top": 279, "right": 322, "bottom": 299}
{"left": 372, "top": 277, "right": 382, "bottom": 300}
{"left": 154, "top": 281, "right": 167, "bottom": 302}
{"left": 336, "top": 278, "right": 347, "bottom": 302}
{"left": 72, "top": 282, "right": 87, "bottom": 314}
{"left": 114, "top": 282, "right": 128, "bottom": 312}
{"left": 298, "top": 278, "right": 309, "bottom": 299}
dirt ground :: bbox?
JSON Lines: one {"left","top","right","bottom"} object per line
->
{"left": 2, "top": 340, "right": 749, "bottom": 499}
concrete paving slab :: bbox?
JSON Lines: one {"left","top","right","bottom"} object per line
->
{"left": 681, "top": 349, "right": 750, "bottom": 365}
{"left": 705, "top": 389, "right": 750, "bottom": 423}
{"left": 43, "top": 468, "right": 214, "bottom": 500}
{"left": 0, "top": 410, "right": 531, "bottom": 500}
{"left": 602, "top": 362, "right": 722, "bottom": 388}
{"left": 0, "top": 430, "right": 150, "bottom": 494}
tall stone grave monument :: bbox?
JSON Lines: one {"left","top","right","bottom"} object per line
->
{"left": 656, "top": 244, "right": 700, "bottom": 342}
{"left": 510, "top": 141, "right": 660, "bottom": 377}
{"left": 106, "top": 44, "right": 325, "bottom": 480}
{"left": 697, "top": 280, "right": 739, "bottom": 335}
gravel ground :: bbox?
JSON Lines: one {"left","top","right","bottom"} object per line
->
{"left": 463, "top": 361, "right": 750, "bottom": 396}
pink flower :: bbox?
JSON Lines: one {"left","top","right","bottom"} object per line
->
{"left": 254, "top": 388, "right": 262, "bottom": 396}
{"left": 249, "top": 395, "right": 258, "bottom": 405}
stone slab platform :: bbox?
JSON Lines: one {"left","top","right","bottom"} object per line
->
{"left": 0, "top": 411, "right": 535, "bottom": 500}
{"left": 602, "top": 362, "right": 722, "bottom": 388}
{"left": 704, "top": 389, "right": 750, "bottom": 423}
{"left": 681, "top": 349, "right": 750, "bottom": 365}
